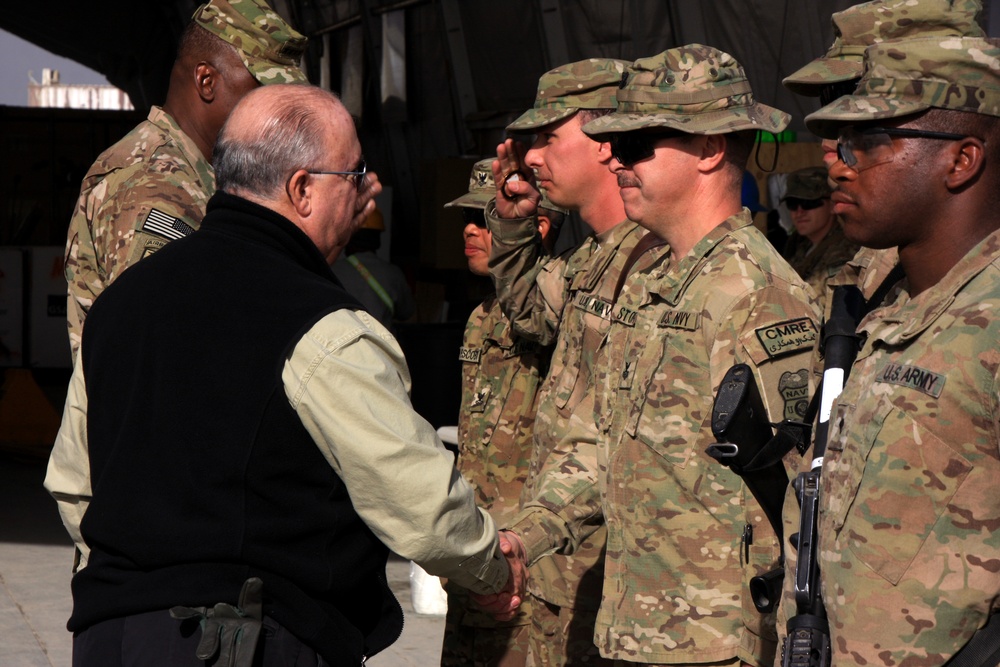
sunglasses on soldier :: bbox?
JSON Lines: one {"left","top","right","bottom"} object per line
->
{"left": 609, "top": 130, "right": 687, "bottom": 167}
{"left": 784, "top": 198, "right": 826, "bottom": 212}
{"left": 462, "top": 207, "right": 488, "bottom": 229}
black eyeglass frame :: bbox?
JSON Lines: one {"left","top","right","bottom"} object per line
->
{"left": 461, "top": 207, "right": 488, "bottom": 229}
{"left": 609, "top": 130, "right": 687, "bottom": 167}
{"left": 836, "top": 127, "right": 969, "bottom": 170}
{"left": 307, "top": 157, "right": 368, "bottom": 191}
{"left": 784, "top": 197, "right": 827, "bottom": 212}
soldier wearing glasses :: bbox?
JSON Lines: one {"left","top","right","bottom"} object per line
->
{"left": 780, "top": 166, "right": 858, "bottom": 310}
{"left": 781, "top": 35, "right": 1000, "bottom": 666}
{"left": 481, "top": 46, "right": 819, "bottom": 667}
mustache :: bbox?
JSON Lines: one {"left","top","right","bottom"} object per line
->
{"left": 617, "top": 175, "right": 640, "bottom": 188}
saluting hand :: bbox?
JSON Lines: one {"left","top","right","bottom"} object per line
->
{"left": 492, "top": 139, "right": 541, "bottom": 220}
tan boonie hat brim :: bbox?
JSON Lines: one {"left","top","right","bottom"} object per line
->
{"left": 507, "top": 58, "right": 629, "bottom": 132}
{"left": 444, "top": 191, "right": 493, "bottom": 209}
{"left": 581, "top": 45, "right": 790, "bottom": 136}
{"left": 782, "top": 0, "right": 985, "bottom": 96}
{"left": 194, "top": 0, "right": 308, "bottom": 85}
{"left": 805, "top": 35, "right": 1000, "bottom": 138}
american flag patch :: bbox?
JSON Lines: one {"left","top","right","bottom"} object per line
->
{"left": 141, "top": 208, "right": 195, "bottom": 241}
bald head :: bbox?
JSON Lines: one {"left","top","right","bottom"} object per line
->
{"left": 215, "top": 84, "right": 355, "bottom": 200}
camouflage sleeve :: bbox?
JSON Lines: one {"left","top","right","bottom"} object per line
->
{"left": 507, "top": 391, "right": 604, "bottom": 565}
{"left": 65, "top": 168, "right": 206, "bottom": 359}
{"left": 486, "top": 201, "right": 569, "bottom": 346}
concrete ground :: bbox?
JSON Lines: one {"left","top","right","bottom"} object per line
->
{"left": 0, "top": 453, "right": 446, "bottom": 666}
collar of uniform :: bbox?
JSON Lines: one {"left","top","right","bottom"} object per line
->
{"left": 859, "top": 227, "right": 1000, "bottom": 346}
{"left": 648, "top": 209, "right": 753, "bottom": 304}
{"left": 148, "top": 105, "right": 215, "bottom": 188}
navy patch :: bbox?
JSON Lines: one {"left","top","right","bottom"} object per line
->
{"left": 755, "top": 318, "right": 817, "bottom": 358}
{"left": 877, "top": 363, "right": 945, "bottom": 398}
{"left": 141, "top": 208, "right": 195, "bottom": 241}
{"left": 469, "top": 386, "right": 491, "bottom": 412}
{"left": 507, "top": 339, "right": 536, "bottom": 357}
{"left": 575, "top": 293, "right": 614, "bottom": 320}
{"left": 778, "top": 369, "right": 810, "bottom": 421}
{"left": 459, "top": 347, "right": 482, "bottom": 364}
{"left": 658, "top": 310, "right": 700, "bottom": 330}
{"left": 614, "top": 305, "right": 638, "bottom": 327}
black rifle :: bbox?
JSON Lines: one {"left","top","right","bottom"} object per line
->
{"left": 709, "top": 364, "right": 811, "bottom": 613}
{"left": 781, "top": 285, "right": 864, "bottom": 667}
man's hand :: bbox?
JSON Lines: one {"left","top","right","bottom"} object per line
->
{"left": 352, "top": 170, "right": 383, "bottom": 229}
{"left": 471, "top": 530, "right": 529, "bottom": 621}
{"left": 492, "top": 140, "right": 541, "bottom": 220}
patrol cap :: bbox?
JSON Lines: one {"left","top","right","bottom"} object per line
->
{"left": 781, "top": 166, "right": 833, "bottom": 201}
{"left": 506, "top": 58, "right": 629, "bottom": 132}
{"left": 581, "top": 45, "right": 790, "bottom": 136}
{"left": 805, "top": 35, "right": 1000, "bottom": 138}
{"left": 444, "top": 159, "right": 568, "bottom": 213}
{"left": 193, "top": 0, "right": 308, "bottom": 85}
{"left": 783, "top": 0, "right": 984, "bottom": 96}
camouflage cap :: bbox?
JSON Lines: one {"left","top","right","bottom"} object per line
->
{"left": 783, "top": 0, "right": 984, "bottom": 96}
{"left": 782, "top": 166, "right": 833, "bottom": 201}
{"left": 193, "top": 0, "right": 308, "bottom": 85}
{"left": 507, "top": 58, "right": 629, "bottom": 132}
{"left": 581, "top": 45, "right": 790, "bottom": 136}
{"left": 805, "top": 35, "right": 1000, "bottom": 138}
{"left": 444, "top": 159, "right": 568, "bottom": 213}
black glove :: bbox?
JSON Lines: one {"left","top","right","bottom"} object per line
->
{"left": 170, "top": 577, "right": 264, "bottom": 667}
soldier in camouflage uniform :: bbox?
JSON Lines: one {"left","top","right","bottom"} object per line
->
{"left": 780, "top": 166, "right": 858, "bottom": 311}
{"left": 486, "top": 58, "right": 669, "bottom": 666}
{"left": 481, "top": 46, "right": 820, "bottom": 667}
{"left": 777, "top": 35, "right": 1000, "bottom": 666}
{"left": 64, "top": 0, "right": 306, "bottom": 357}
{"left": 440, "top": 160, "right": 565, "bottom": 666}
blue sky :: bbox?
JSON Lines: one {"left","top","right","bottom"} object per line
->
{"left": 0, "top": 28, "right": 110, "bottom": 107}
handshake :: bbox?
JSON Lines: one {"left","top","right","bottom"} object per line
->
{"left": 473, "top": 531, "right": 530, "bottom": 621}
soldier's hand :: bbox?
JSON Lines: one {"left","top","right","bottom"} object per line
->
{"left": 492, "top": 139, "right": 540, "bottom": 220}
{"left": 352, "top": 170, "right": 383, "bottom": 228}
{"left": 470, "top": 530, "right": 529, "bottom": 621}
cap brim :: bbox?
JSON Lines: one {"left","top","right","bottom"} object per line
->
{"left": 507, "top": 107, "right": 578, "bottom": 132}
{"left": 782, "top": 57, "right": 864, "bottom": 97}
{"left": 444, "top": 193, "right": 492, "bottom": 209}
{"left": 804, "top": 94, "right": 929, "bottom": 138}
{"left": 582, "top": 102, "right": 790, "bottom": 136}
{"left": 244, "top": 56, "right": 307, "bottom": 85}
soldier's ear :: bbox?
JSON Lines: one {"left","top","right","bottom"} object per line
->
{"left": 194, "top": 62, "right": 219, "bottom": 103}
{"left": 945, "top": 136, "right": 986, "bottom": 192}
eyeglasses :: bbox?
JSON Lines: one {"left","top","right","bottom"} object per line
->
{"left": 610, "top": 131, "right": 685, "bottom": 167}
{"left": 462, "top": 207, "right": 488, "bottom": 229}
{"left": 307, "top": 157, "right": 367, "bottom": 191}
{"left": 784, "top": 197, "right": 826, "bottom": 212}
{"left": 836, "top": 127, "right": 966, "bottom": 172}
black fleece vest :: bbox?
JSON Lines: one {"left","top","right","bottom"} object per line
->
{"left": 73, "top": 192, "right": 403, "bottom": 664}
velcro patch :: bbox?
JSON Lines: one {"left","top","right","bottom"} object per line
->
{"left": 459, "top": 347, "right": 482, "bottom": 364}
{"left": 141, "top": 208, "right": 195, "bottom": 241}
{"left": 508, "top": 339, "right": 535, "bottom": 357}
{"left": 575, "top": 293, "right": 614, "bottom": 320}
{"left": 614, "top": 305, "right": 638, "bottom": 327}
{"left": 755, "top": 318, "right": 816, "bottom": 358}
{"left": 658, "top": 310, "right": 700, "bottom": 330}
{"left": 877, "top": 363, "right": 945, "bottom": 398}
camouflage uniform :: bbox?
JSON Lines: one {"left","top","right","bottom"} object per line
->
{"left": 64, "top": 0, "right": 306, "bottom": 357}
{"left": 488, "top": 59, "right": 651, "bottom": 666}
{"left": 508, "top": 46, "right": 819, "bottom": 666}
{"left": 441, "top": 160, "right": 561, "bottom": 666}
{"left": 781, "top": 35, "right": 1000, "bottom": 666}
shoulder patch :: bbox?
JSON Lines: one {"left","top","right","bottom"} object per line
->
{"left": 755, "top": 317, "right": 817, "bottom": 358}
{"left": 141, "top": 208, "right": 195, "bottom": 241}
{"left": 459, "top": 347, "right": 482, "bottom": 364}
{"left": 658, "top": 310, "right": 700, "bottom": 330}
{"left": 877, "top": 363, "right": 945, "bottom": 398}
{"left": 778, "top": 369, "right": 811, "bottom": 421}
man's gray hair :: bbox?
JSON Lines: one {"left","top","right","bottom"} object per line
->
{"left": 214, "top": 87, "right": 339, "bottom": 197}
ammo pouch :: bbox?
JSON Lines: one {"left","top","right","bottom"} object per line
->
{"left": 170, "top": 577, "right": 264, "bottom": 667}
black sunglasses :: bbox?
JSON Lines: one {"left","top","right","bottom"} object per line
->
{"left": 462, "top": 207, "right": 487, "bottom": 228}
{"left": 307, "top": 157, "right": 367, "bottom": 191}
{"left": 784, "top": 197, "right": 826, "bottom": 212}
{"left": 610, "top": 131, "right": 685, "bottom": 167}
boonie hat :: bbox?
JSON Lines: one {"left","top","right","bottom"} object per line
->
{"left": 783, "top": 0, "right": 984, "bottom": 96}
{"left": 193, "top": 0, "right": 308, "bottom": 85}
{"left": 507, "top": 58, "right": 629, "bottom": 132}
{"left": 581, "top": 44, "right": 790, "bottom": 136}
{"left": 782, "top": 166, "right": 833, "bottom": 201}
{"left": 444, "top": 159, "right": 567, "bottom": 213}
{"left": 805, "top": 35, "right": 1000, "bottom": 138}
